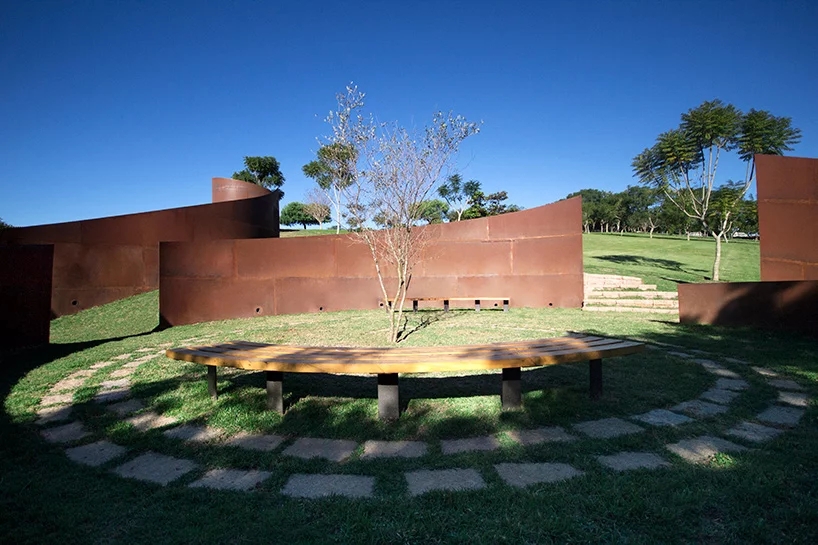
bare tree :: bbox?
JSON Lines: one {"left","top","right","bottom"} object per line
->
{"left": 322, "top": 85, "right": 480, "bottom": 342}
{"left": 304, "top": 188, "right": 331, "bottom": 228}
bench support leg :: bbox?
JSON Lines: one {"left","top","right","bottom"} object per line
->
{"left": 266, "top": 371, "right": 284, "bottom": 413}
{"left": 503, "top": 299, "right": 509, "bottom": 312}
{"left": 443, "top": 299, "right": 449, "bottom": 312}
{"left": 589, "top": 359, "right": 602, "bottom": 399}
{"left": 475, "top": 299, "right": 481, "bottom": 311}
{"left": 377, "top": 373, "right": 400, "bottom": 420}
{"left": 413, "top": 299, "right": 418, "bottom": 313}
{"left": 501, "top": 367, "right": 522, "bottom": 410}
{"left": 207, "top": 366, "right": 218, "bottom": 400}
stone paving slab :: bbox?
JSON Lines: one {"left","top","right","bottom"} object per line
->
{"left": 667, "top": 351, "right": 695, "bottom": 359}
{"left": 65, "top": 440, "right": 128, "bottom": 466}
{"left": 164, "top": 424, "right": 224, "bottom": 443}
{"left": 715, "top": 378, "right": 749, "bottom": 391}
{"left": 767, "top": 379, "right": 805, "bottom": 391}
{"left": 50, "top": 378, "right": 87, "bottom": 392}
{"left": 67, "top": 370, "right": 95, "bottom": 379}
{"left": 704, "top": 367, "right": 741, "bottom": 379}
{"left": 361, "top": 440, "right": 428, "bottom": 459}
{"left": 113, "top": 452, "right": 197, "bottom": 485}
{"left": 596, "top": 452, "right": 670, "bottom": 471}
{"left": 189, "top": 468, "right": 272, "bottom": 491}
{"left": 494, "top": 463, "right": 583, "bottom": 487}
{"left": 405, "top": 468, "right": 486, "bottom": 496}
{"left": 666, "top": 435, "right": 747, "bottom": 464}
{"left": 40, "top": 421, "right": 90, "bottom": 443}
{"left": 692, "top": 358, "right": 718, "bottom": 367}
{"left": 36, "top": 405, "right": 74, "bottom": 425}
{"left": 125, "top": 411, "right": 178, "bottom": 432}
{"left": 40, "top": 393, "right": 74, "bottom": 406}
{"left": 282, "top": 474, "right": 375, "bottom": 499}
{"left": 93, "top": 388, "right": 131, "bottom": 404}
{"left": 671, "top": 400, "right": 729, "bottom": 418}
{"left": 700, "top": 388, "right": 739, "bottom": 405}
{"left": 777, "top": 391, "right": 810, "bottom": 408}
{"left": 109, "top": 368, "right": 135, "bottom": 378}
{"left": 725, "top": 421, "right": 784, "bottom": 443}
{"left": 114, "top": 354, "right": 133, "bottom": 361}
{"left": 751, "top": 367, "right": 778, "bottom": 377}
{"left": 573, "top": 417, "right": 644, "bottom": 439}
{"left": 724, "top": 357, "right": 749, "bottom": 365}
{"left": 632, "top": 409, "right": 693, "bottom": 427}
{"left": 506, "top": 426, "right": 577, "bottom": 445}
{"left": 440, "top": 435, "right": 501, "bottom": 455}
{"left": 282, "top": 438, "right": 358, "bottom": 462}
{"left": 107, "top": 399, "right": 145, "bottom": 416}
{"left": 90, "top": 361, "right": 115, "bottom": 369}
{"left": 757, "top": 406, "right": 805, "bottom": 428}
{"left": 100, "top": 378, "right": 131, "bottom": 390}
{"left": 224, "top": 432, "right": 285, "bottom": 452}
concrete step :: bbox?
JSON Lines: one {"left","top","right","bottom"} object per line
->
{"left": 582, "top": 306, "right": 678, "bottom": 314}
{"left": 585, "top": 298, "right": 679, "bottom": 309}
{"left": 585, "top": 291, "right": 677, "bottom": 300}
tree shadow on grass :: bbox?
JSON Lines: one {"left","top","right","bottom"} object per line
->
{"left": 595, "top": 254, "right": 710, "bottom": 279}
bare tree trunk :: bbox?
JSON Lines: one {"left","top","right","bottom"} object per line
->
{"left": 712, "top": 231, "right": 722, "bottom": 281}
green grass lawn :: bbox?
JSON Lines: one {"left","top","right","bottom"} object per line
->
{"left": 2, "top": 235, "right": 815, "bottom": 544}
{"left": 583, "top": 232, "right": 760, "bottom": 291}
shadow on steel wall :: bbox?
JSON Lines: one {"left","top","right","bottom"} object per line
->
{"left": 159, "top": 197, "right": 584, "bottom": 326}
{"left": 0, "top": 178, "right": 280, "bottom": 347}
{"left": 678, "top": 155, "right": 818, "bottom": 337}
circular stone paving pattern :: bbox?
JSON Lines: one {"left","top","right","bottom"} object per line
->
{"left": 33, "top": 339, "right": 809, "bottom": 499}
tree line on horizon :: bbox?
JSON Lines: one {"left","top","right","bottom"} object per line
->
{"left": 566, "top": 185, "right": 758, "bottom": 240}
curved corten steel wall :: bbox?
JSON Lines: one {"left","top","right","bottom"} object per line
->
{"left": 756, "top": 155, "right": 818, "bottom": 281}
{"left": 678, "top": 155, "right": 818, "bottom": 337}
{"left": 0, "top": 178, "right": 279, "bottom": 318}
{"left": 159, "top": 197, "right": 583, "bottom": 326}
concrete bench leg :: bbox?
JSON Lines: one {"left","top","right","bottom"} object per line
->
{"left": 378, "top": 373, "right": 400, "bottom": 420}
{"left": 443, "top": 299, "right": 449, "bottom": 312}
{"left": 475, "top": 299, "right": 481, "bottom": 311}
{"left": 589, "top": 359, "right": 602, "bottom": 399}
{"left": 266, "top": 371, "right": 284, "bottom": 413}
{"left": 503, "top": 299, "right": 509, "bottom": 312}
{"left": 501, "top": 367, "right": 522, "bottom": 409}
{"left": 207, "top": 366, "right": 218, "bottom": 399}
{"left": 413, "top": 299, "right": 418, "bottom": 312}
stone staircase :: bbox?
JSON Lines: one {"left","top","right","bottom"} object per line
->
{"left": 583, "top": 274, "right": 679, "bottom": 315}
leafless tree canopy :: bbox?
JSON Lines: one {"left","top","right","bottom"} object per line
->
{"left": 322, "top": 85, "right": 480, "bottom": 342}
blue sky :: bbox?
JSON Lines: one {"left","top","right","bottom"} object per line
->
{"left": 2, "top": 0, "right": 816, "bottom": 227}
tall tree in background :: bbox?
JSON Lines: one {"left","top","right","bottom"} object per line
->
{"left": 322, "top": 84, "right": 480, "bottom": 343}
{"left": 233, "top": 156, "right": 285, "bottom": 189}
{"left": 632, "top": 99, "right": 800, "bottom": 280}
{"left": 303, "top": 143, "right": 357, "bottom": 234}
{"left": 304, "top": 188, "right": 332, "bottom": 228}
{"left": 0, "top": 217, "right": 10, "bottom": 230}
{"left": 437, "top": 174, "right": 480, "bottom": 221}
{"left": 280, "top": 202, "right": 318, "bottom": 229}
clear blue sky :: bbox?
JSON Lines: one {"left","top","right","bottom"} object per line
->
{"left": 2, "top": 0, "right": 816, "bottom": 226}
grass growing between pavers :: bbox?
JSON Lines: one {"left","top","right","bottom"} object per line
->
{"left": 583, "top": 232, "right": 760, "bottom": 291}
{"left": 2, "top": 291, "right": 817, "bottom": 543}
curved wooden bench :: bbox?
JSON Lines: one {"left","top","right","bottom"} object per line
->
{"left": 165, "top": 334, "right": 644, "bottom": 420}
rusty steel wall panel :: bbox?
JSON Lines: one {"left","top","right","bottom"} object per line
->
{"left": 0, "top": 245, "right": 54, "bottom": 347}
{"left": 678, "top": 281, "right": 818, "bottom": 338}
{"left": 159, "top": 198, "right": 584, "bottom": 326}
{"left": 757, "top": 155, "right": 818, "bottom": 281}
{"left": 0, "top": 179, "right": 280, "bottom": 319}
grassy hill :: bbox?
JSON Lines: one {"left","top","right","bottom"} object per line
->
{"left": 583, "top": 232, "right": 760, "bottom": 291}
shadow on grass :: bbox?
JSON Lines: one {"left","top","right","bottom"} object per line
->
{"left": 595, "top": 254, "right": 710, "bottom": 280}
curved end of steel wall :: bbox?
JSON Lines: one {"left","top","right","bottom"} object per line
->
{"left": 0, "top": 178, "right": 280, "bottom": 334}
